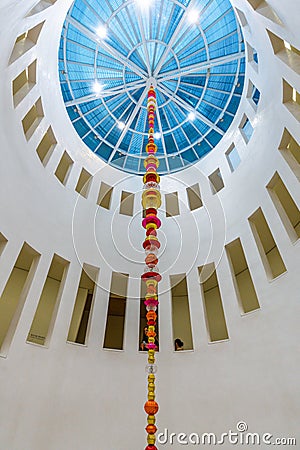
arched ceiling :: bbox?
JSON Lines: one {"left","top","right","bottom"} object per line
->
{"left": 59, "top": 0, "right": 245, "bottom": 175}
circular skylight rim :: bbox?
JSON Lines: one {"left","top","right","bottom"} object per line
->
{"left": 59, "top": 0, "right": 246, "bottom": 175}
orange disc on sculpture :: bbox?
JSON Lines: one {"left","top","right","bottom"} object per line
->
{"left": 145, "top": 253, "right": 158, "bottom": 267}
{"left": 146, "top": 311, "right": 157, "bottom": 321}
{"left": 147, "top": 330, "right": 156, "bottom": 338}
{"left": 146, "top": 424, "right": 157, "bottom": 434}
{"left": 147, "top": 287, "right": 157, "bottom": 295}
{"left": 144, "top": 400, "right": 159, "bottom": 415}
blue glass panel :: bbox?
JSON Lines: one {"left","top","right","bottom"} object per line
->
{"left": 206, "top": 131, "right": 223, "bottom": 147}
{"left": 168, "top": 155, "right": 183, "bottom": 171}
{"left": 83, "top": 132, "right": 99, "bottom": 151}
{"left": 165, "top": 134, "right": 177, "bottom": 154}
{"left": 194, "top": 140, "right": 211, "bottom": 157}
{"left": 217, "top": 113, "right": 233, "bottom": 132}
{"left": 73, "top": 118, "right": 90, "bottom": 137}
{"left": 125, "top": 156, "right": 139, "bottom": 172}
{"left": 96, "top": 142, "right": 113, "bottom": 161}
{"left": 67, "top": 106, "right": 80, "bottom": 121}
{"left": 121, "top": 131, "right": 133, "bottom": 151}
{"left": 182, "top": 149, "right": 198, "bottom": 164}
{"left": 157, "top": 158, "right": 167, "bottom": 173}
{"left": 59, "top": 0, "right": 246, "bottom": 175}
{"left": 226, "top": 95, "right": 241, "bottom": 114}
{"left": 111, "top": 152, "right": 126, "bottom": 167}
{"left": 61, "top": 83, "right": 72, "bottom": 102}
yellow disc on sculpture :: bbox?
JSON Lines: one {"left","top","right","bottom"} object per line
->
{"left": 145, "top": 293, "right": 157, "bottom": 301}
{"left": 147, "top": 434, "right": 156, "bottom": 444}
{"left": 144, "top": 155, "right": 159, "bottom": 169}
{"left": 146, "top": 143, "right": 158, "bottom": 154}
{"left": 145, "top": 222, "right": 158, "bottom": 230}
{"left": 147, "top": 416, "right": 156, "bottom": 425}
{"left": 145, "top": 279, "right": 158, "bottom": 288}
{"left": 142, "top": 190, "right": 162, "bottom": 209}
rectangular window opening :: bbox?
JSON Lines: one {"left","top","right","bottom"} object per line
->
{"left": 26, "top": 0, "right": 57, "bottom": 17}
{"left": 240, "top": 115, "right": 253, "bottom": 143}
{"left": 248, "top": 208, "right": 287, "bottom": 279}
{"left": 54, "top": 151, "right": 73, "bottom": 185}
{"left": 186, "top": 184, "right": 203, "bottom": 210}
{"left": 198, "top": 264, "right": 229, "bottom": 342}
{"left": 235, "top": 8, "right": 248, "bottom": 27}
{"left": 21, "top": 97, "right": 44, "bottom": 141}
{"left": 282, "top": 79, "right": 300, "bottom": 121}
{"left": 208, "top": 168, "right": 224, "bottom": 194}
{"left": 0, "top": 233, "right": 8, "bottom": 258}
{"left": 165, "top": 192, "right": 180, "bottom": 217}
{"left": 226, "top": 145, "right": 241, "bottom": 172}
{"left": 103, "top": 272, "right": 128, "bottom": 350}
{"left": 119, "top": 191, "right": 134, "bottom": 216}
{"left": 246, "top": 42, "right": 258, "bottom": 69}
{"left": 246, "top": 80, "right": 261, "bottom": 108}
{"left": 245, "top": 0, "right": 281, "bottom": 24}
{"left": 36, "top": 126, "right": 57, "bottom": 166}
{"left": 75, "top": 168, "right": 92, "bottom": 198}
{"left": 278, "top": 128, "right": 300, "bottom": 181}
{"left": 0, "top": 243, "right": 40, "bottom": 356}
{"left": 139, "top": 281, "right": 159, "bottom": 351}
{"left": 67, "top": 264, "right": 99, "bottom": 345}
{"left": 170, "top": 274, "right": 193, "bottom": 351}
{"left": 12, "top": 59, "right": 37, "bottom": 107}
{"left": 9, "top": 22, "right": 45, "bottom": 64}
{"left": 226, "top": 238, "right": 260, "bottom": 313}
{"left": 27, "top": 254, "right": 69, "bottom": 346}
{"left": 97, "top": 182, "right": 113, "bottom": 209}
{"left": 267, "top": 172, "right": 300, "bottom": 242}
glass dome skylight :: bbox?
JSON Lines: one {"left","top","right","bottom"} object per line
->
{"left": 59, "top": 0, "right": 245, "bottom": 175}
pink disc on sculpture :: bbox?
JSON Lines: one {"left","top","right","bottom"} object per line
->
{"left": 146, "top": 343, "right": 157, "bottom": 350}
{"left": 142, "top": 216, "right": 161, "bottom": 229}
{"left": 144, "top": 299, "right": 159, "bottom": 307}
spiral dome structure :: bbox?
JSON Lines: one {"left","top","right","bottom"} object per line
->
{"left": 0, "top": 0, "right": 299, "bottom": 449}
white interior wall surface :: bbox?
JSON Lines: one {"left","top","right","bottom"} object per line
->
{"left": 0, "top": 0, "right": 299, "bottom": 448}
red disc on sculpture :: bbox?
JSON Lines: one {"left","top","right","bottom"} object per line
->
{"left": 148, "top": 88, "right": 156, "bottom": 98}
{"left": 145, "top": 173, "right": 158, "bottom": 183}
{"left": 146, "top": 208, "right": 157, "bottom": 216}
{"left": 143, "top": 239, "right": 160, "bottom": 250}
{"left": 141, "top": 272, "right": 162, "bottom": 282}
{"left": 146, "top": 228, "right": 157, "bottom": 236}
{"left": 145, "top": 446, "right": 158, "bottom": 450}
{"left": 147, "top": 319, "right": 156, "bottom": 326}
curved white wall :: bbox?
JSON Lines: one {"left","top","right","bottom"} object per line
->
{"left": 0, "top": 0, "right": 299, "bottom": 448}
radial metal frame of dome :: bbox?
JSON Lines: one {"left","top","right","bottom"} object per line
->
{"left": 59, "top": 0, "right": 246, "bottom": 175}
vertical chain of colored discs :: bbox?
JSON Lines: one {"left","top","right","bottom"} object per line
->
{"left": 141, "top": 85, "right": 162, "bottom": 450}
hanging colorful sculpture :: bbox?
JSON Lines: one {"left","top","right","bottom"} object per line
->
{"left": 141, "top": 85, "right": 161, "bottom": 450}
